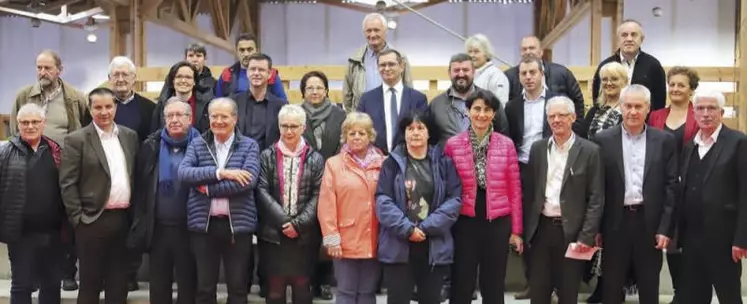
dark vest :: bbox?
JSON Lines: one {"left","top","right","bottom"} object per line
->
{"left": 684, "top": 149, "right": 715, "bottom": 231}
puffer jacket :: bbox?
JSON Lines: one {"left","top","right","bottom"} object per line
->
{"left": 178, "top": 130, "right": 260, "bottom": 234}
{"left": 0, "top": 136, "right": 63, "bottom": 243}
{"left": 375, "top": 145, "right": 462, "bottom": 265}
{"left": 444, "top": 131, "right": 523, "bottom": 235}
{"left": 256, "top": 143, "right": 325, "bottom": 245}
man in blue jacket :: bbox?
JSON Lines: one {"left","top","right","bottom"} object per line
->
{"left": 178, "top": 97, "right": 260, "bottom": 304}
{"left": 215, "top": 33, "right": 288, "bottom": 101}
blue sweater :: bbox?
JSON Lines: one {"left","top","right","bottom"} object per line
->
{"left": 375, "top": 145, "right": 463, "bottom": 265}
{"left": 114, "top": 99, "right": 141, "bottom": 134}
{"left": 178, "top": 131, "right": 261, "bottom": 234}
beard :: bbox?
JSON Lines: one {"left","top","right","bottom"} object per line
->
{"left": 451, "top": 77, "right": 472, "bottom": 94}
{"left": 39, "top": 77, "right": 52, "bottom": 88}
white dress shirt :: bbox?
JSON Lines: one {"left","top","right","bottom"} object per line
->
{"left": 543, "top": 134, "right": 576, "bottom": 217}
{"left": 94, "top": 123, "right": 130, "bottom": 210}
{"left": 382, "top": 81, "right": 404, "bottom": 151}
{"left": 622, "top": 126, "right": 646, "bottom": 206}
{"left": 519, "top": 88, "right": 547, "bottom": 164}
{"left": 694, "top": 123, "right": 723, "bottom": 159}
{"left": 211, "top": 132, "right": 235, "bottom": 216}
{"left": 620, "top": 52, "right": 640, "bottom": 85}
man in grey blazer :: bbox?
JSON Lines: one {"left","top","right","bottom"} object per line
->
{"left": 524, "top": 96, "right": 604, "bottom": 304}
{"left": 59, "top": 87, "right": 139, "bottom": 304}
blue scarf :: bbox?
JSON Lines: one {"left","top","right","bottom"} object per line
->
{"left": 159, "top": 127, "right": 200, "bottom": 195}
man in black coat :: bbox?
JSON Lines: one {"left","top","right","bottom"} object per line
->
{"left": 593, "top": 84, "right": 676, "bottom": 304}
{"left": 158, "top": 43, "right": 217, "bottom": 102}
{"left": 592, "top": 20, "right": 666, "bottom": 111}
{"left": 679, "top": 90, "right": 747, "bottom": 303}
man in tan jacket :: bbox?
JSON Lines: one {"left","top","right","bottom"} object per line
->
{"left": 343, "top": 13, "right": 413, "bottom": 112}
{"left": 11, "top": 50, "right": 90, "bottom": 148}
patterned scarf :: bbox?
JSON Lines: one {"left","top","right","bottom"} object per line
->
{"left": 343, "top": 144, "right": 381, "bottom": 168}
{"left": 469, "top": 125, "right": 493, "bottom": 189}
{"left": 588, "top": 104, "right": 623, "bottom": 139}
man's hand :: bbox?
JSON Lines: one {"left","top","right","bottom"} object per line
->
{"left": 574, "top": 242, "right": 593, "bottom": 253}
{"left": 197, "top": 185, "right": 207, "bottom": 194}
{"left": 595, "top": 233, "right": 603, "bottom": 248}
{"left": 655, "top": 234, "right": 670, "bottom": 250}
{"left": 282, "top": 223, "right": 298, "bottom": 239}
{"left": 732, "top": 246, "right": 747, "bottom": 262}
{"left": 409, "top": 227, "right": 426, "bottom": 242}
{"left": 219, "top": 169, "right": 253, "bottom": 186}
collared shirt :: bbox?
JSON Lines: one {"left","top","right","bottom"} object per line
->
{"left": 211, "top": 132, "right": 236, "bottom": 216}
{"left": 622, "top": 125, "right": 646, "bottom": 205}
{"left": 383, "top": 81, "right": 404, "bottom": 151}
{"left": 619, "top": 52, "right": 640, "bottom": 84}
{"left": 364, "top": 45, "right": 388, "bottom": 92}
{"left": 447, "top": 85, "right": 476, "bottom": 132}
{"left": 543, "top": 133, "right": 576, "bottom": 217}
{"left": 694, "top": 123, "right": 723, "bottom": 159}
{"left": 115, "top": 91, "right": 135, "bottom": 105}
{"left": 93, "top": 123, "right": 130, "bottom": 210}
{"left": 519, "top": 88, "right": 547, "bottom": 164}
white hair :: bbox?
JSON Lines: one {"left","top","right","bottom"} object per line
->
{"left": 164, "top": 97, "right": 192, "bottom": 116}
{"left": 546, "top": 96, "right": 575, "bottom": 114}
{"left": 464, "top": 33, "right": 495, "bottom": 59}
{"left": 278, "top": 104, "right": 307, "bottom": 125}
{"left": 693, "top": 90, "right": 726, "bottom": 109}
{"left": 17, "top": 103, "right": 46, "bottom": 120}
{"left": 208, "top": 97, "right": 238, "bottom": 116}
{"left": 362, "top": 13, "right": 388, "bottom": 31}
{"left": 620, "top": 84, "right": 651, "bottom": 105}
{"left": 108, "top": 56, "right": 136, "bottom": 75}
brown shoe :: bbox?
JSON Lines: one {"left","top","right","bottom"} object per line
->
{"left": 514, "top": 287, "right": 530, "bottom": 300}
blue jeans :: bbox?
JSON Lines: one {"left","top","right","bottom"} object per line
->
{"left": 7, "top": 232, "right": 63, "bottom": 304}
{"left": 333, "top": 259, "right": 380, "bottom": 304}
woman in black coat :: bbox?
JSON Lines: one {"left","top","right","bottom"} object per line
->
{"left": 256, "top": 104, "right": 325, "bottom": 304}
{"left": 150, "top": 61, "right": 213, "bottom": 133}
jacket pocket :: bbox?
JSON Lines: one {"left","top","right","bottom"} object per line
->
{"left": 339, "top": 218, "right": 356, "bottom": 228}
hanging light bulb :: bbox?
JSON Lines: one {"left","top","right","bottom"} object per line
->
{"left": 86, "top": 32, "right": 97, "bottom": 43}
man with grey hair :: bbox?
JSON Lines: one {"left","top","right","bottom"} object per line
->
{"left": 179, "top": 96, "right": 260, "bottom": 304}
{"left": 592, "top": 84, "right": 676, "bottom": 304}
{"left": 678, "top": 90, "right": 747, "bottom": 303}
{"left": 343, "top": 12, "right": 413, "bottom": 112}
{"left": 130, "top": 98, "right": 200, "bottom": 303}
{"left": 109, "top": 56, "right": 155, "bottom": 143}
{"left": 592, "top": 20, "right": 666, "bottom": 110}
{"left": 0, "top": 103, "right": 66, "bottom": 303}
{"left": 524, "top": 96, "right": 603, "bottom": 304}
{"left": 11, "top": 50, "right": 90, "bottom": 147}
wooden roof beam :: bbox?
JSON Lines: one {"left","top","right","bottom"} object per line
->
{"left": 540, "top": 0, "right": 591, "bottom": 49}
{"left": 144, "top": 10, "right": 233, "bottom": 53}
{"left": 316, "top": 0, "right": 373, "bottom": 13}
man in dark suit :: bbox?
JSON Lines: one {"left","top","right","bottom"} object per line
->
{"left": 505, "top": 36, "right": 584, "bottom": 135}
{"left": 679, "top": 90, "right": 747, "bottom": 304}
{"left": 592, "top": 20, "right": 666, "bottom": 111}
{"left": 525, "top": 96, "right": 604, "bottom": 304}
{"left": 59, "top": 87, "right": 140, "bottom": 304}
{"left": 232, "top": 52, "right": 287, "bottom": 152}
{"left": 357, "top": 48, "right": 428, "bottom": 153}
{"left": 593, "top": 84, "right": 676, "bottom": 304}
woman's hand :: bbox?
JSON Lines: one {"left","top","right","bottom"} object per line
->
{"left": 327, "top": 245, "right": 343, "bottom": 259}
{"left": 282, "top": 223, "right": 298, "bottom": 239}
{"left": 510, "top": 234, "right": 524, "bottom": 254}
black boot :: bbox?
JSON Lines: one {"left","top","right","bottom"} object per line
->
{"left": 61, "top": 278, "right": 78, "bottom": 291}
{"left": 585, "top": 277, "right": 603, "bottom": 303}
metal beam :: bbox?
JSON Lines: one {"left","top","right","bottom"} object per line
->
{"left": 0, "top": 5, "right": 103, "bottom": 23}
{"left": 394, "top": 0, "right": 446, "bottom": 14}
{"left": 316, "top": 0, "right": 372, "bottom": 13}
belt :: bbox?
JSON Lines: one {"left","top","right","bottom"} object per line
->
{"left": 623, "top": 204, "right": 643, "bottom": 212}
{"left": 542, "top": 215, "right": 564, "bottom": 226}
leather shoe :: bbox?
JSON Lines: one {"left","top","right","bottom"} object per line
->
{"left": 314, "top": 285, "right": 334, "bottom": 300}
{"left": 514, "top": 287, "right": 530, "bottom": 300}
{"left": 61, "top": 279, "right": 78, "bottom": 291}
{"left": 127, "top": 280, "right": 139, "bottom": 292}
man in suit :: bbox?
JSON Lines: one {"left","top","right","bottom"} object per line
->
{"left": 505, "top": 55, "right": 554, "bottom": 299}
{"left": 593, "top": 84, "right": 676, "bottom": 304}
{"left": 505, "top": 36, "right": 585, "bottom": 132}
{"left": 233, "top": 52, "right": 287, "bottom": 152}
{"left": 59, "top": 87, "right": 140, "bottom": 304}
{"left": 592, "top": 20, "right": 666, "bottom": 111}
{"left": 357, "top": 48, "right": 428, "bottom": 154}
{"left": 525, "top": 96, "right": 604, "bottom": 304}
{"left": 679, "top": 90, "right": 747, "bottom": 304}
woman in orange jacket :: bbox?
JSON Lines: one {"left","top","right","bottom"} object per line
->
{"left": 318, "top": 112, "right": 386, "bottom": 304}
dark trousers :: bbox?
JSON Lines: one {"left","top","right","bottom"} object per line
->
{"left": 248, "top": 235, "right": 266, "bottom": 293}
{"left": 529, "top": 216, "right": 585, "bottom": 304}
{"left": 127, "top": 251, "right": 142, "bottom": 283}
{"left": 8, "top": 232, "right": 63, "bottom": 304}
{"left": 191, "top": 218, "right": 253, "bottom": 304}
{"left": 333, "top": 259, "right": 380, "bottom": 304}
{"left": 266, "top": 276, "right": 312, "bottom": 304}
{"left": 61, "top": 223, "right": 77, "bottom": 281}
{"left": 383, "top": 243, "right": 447, "bottom": 304}
{"left": 75, "top": 210, "right": 130, "bottom": 304}
{"left": 311, "top": 244, "right": 333, "bottom": 288}
{"left": 450, "top": 215, "right": 511, "bottom": 304}
{"left": 666, "top": 253, "right": 683, "bottom": 298}
{"left": 601, "top": 207, "right": 661, "bottom": 304}
{"left": 519, "top": 162, "right": 532, "bottom": 284}
{"left": 149, "top": 223, "right": 197, "bottom": 304}
{"left": 681, "top": 229, "right": 743, "bottom": 304}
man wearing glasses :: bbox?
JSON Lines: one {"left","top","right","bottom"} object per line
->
{"left": 356, "top": 49, "right": 428, "bottom": 154}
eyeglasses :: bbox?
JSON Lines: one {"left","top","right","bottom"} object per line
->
{"left": 305, "top": 86, "right": 326, "bottom": 92}
{"left": 378, "top": 62, "right": 398, "bottom": 69}
{"left": 280, "top": 124, "right": 302, "bottom": 132}
{"left": 18, "top": 120, "right": 42, "bottom": 127}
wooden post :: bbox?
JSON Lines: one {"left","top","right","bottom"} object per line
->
{"left": 590, "top": 0, "right": 602, "bottom": 64}
{"left": 738, "top": 0, "right": 747, "bottom": 132}
{"left": 108, "top": 4, "right": 129, "bottom": 60}
{"left": 131, "top": 0, "right": 146, "bottom": 91}
{"left": 609, "top": 0, "right": 623, "bottom": 54}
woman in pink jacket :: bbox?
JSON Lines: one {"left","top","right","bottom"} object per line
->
{"left": 443, "top": 89, "right": 523, "bottom": 304}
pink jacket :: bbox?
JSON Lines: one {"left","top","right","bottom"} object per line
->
{"left": 444, "top": 131, "right": 523, "bottom": 235}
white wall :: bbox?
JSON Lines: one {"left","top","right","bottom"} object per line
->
{"left": 0, "top": 0, "right": 735, "bottom": 112}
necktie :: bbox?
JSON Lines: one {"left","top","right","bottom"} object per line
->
{"left": 389, "top": 88, "right": 398, "bottom": 150}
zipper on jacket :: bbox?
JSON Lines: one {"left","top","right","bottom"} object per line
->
{"left": 201, "top": 137, "right": 238, "bottom": 237}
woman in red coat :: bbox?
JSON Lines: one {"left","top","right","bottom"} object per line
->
{"left": 647, "top": 66, "right": 700, "bottom": 304}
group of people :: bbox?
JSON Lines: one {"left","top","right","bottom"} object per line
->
{"left": 0, "top": 10, "right": 744, "bottom": 304}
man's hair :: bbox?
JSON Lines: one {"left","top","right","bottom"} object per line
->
{"left": 248, "top": 53, "right": 273, "bottom": 69}
{"left": 38, "top": 49, "right": 62, "bottom": 68}
{"left": 87, "top": 87, "right": 116, "bottom": 107}
{"left": 236, "top": 33, "right": 257, "bottom": 47}
{"left": 184, "top": 43, "right": 207, "bottom": 57}
{"left": 519, "top": 56, "right": 544, "bottom": 73}
{"left": 448, "top": 53, "right": 473, "bottom": 69}
{"left": 377, "top": 49, "right": 403, "bottom": 63}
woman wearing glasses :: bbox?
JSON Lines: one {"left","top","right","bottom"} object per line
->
{"left": 256, "top": 104, "right": 326, "bottom": 304}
